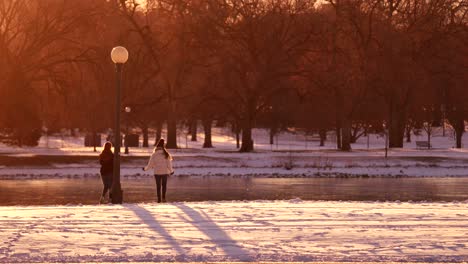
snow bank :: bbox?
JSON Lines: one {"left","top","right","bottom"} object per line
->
{"left": 2, "top": 153, "right": 468, "bottom": 178}
{"left": 0, "top": 201, "right": 466, "bottom": 263}
{"left": 2, "top": 129, "right": 468, "bottom": 178}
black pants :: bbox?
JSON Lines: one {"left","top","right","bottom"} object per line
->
{"left": 154, "top": 174, "right": 168, "bottom": 202}
{"left": 101, "top": 173, "right": 113, "bottom": 198}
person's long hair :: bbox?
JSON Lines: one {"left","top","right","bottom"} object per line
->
{"left": 100, "top": 142, "right": 113, "bottom": 157}
{"left": 155, "top": 139, "right": 171, "bottom": 159}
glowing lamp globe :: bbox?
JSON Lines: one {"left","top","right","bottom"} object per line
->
{"left": 111, "top": 46, "right": 129, "bottom": 64}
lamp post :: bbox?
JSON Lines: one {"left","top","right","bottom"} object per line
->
{"left": 124, "top": 106, "right": 131, "bottom": 154}
{"left": 441, "top": 104, "right": 446, "bottom": 137}
{"left": 383, "top": 122, "right": 388, "bottom": 158}
{"left": 110, "top": 46, "right": 128, "bottom": 204}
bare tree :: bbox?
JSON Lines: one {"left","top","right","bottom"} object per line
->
{"left": 0, "top": 0, "right": 95, "bottom": 145}
{"left": 200, "top": 0, "right": 316, "bottom": 152}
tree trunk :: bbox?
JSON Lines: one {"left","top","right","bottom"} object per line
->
{"left": 350, "top": 125, "right": 358, "bottom": 144}
{"left": 341, "top": 119, "right": 352, "bottom": 151}
{"left": 202, "top": 119, "right": 213, "bottom": 148}
{"left": 240, "top": 117, "right": 254, "bottom": 152}
{"left": 231, "top": 122, "right": 241, "bottom": 148}
{"left": 388, "top": 104, "right": 405, "bottom": 148}
{"left": 334, "top": 91, "right": 343, "bottom": 150}
{"left": 427, "top": 126, "right": 431, "bottom": 149}
{"left": 236, "top": 129, "right": 240, "bottom": 149}
{"left": 319, "top": 129, "right": 327, "bottom": 147}
{"left": 93, "top": 129, "right": 97, "bottom": 152}
{"left": 405, "top": 124, "right": 412, "bottom": 143}
{"left": 166, "top": 120, "right": 177, "bottom": 149}
{"left": 336, "top": 127, "right": 341, "bottom": 149}
{"left": 456, "top": 132, "right": 463, "bottom": 148}
{"left": 454, "top": 118, "right": 464, "bottom": 148}
{"left": 154, "top": 122, "right": 162, "bottom": 146}
{"left": 269, "top": 126, "right": 276, "bottom": 145}
{"left": 240, "top": 127, "right": 253, "bottom": 152}
{"left": 190, "top": 119, "right": 197, "bottom": 141}
{"left": 142, "top": 126, "right": 149, "bottom": 147}
{"left": 166, "top": 103, "right": 177, "bottom": 149}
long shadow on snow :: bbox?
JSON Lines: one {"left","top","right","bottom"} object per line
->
{"left": 123, "top": 204, "right": 186, "bottom": 256}
{"left": 174, "top": 203, "right": 252, "bottom": 261}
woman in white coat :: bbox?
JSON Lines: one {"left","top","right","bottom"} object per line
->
{"left": 143, "top": 139, "right": 174, "bottom": 203}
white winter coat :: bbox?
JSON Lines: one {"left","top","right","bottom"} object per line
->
{"left": 143, "top": 148, "right": 174, "bottom": 175}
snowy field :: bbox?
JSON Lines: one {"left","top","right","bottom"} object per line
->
{"left": 1, "top": 127, "right": 468, "bottom": 178}
{"left": 1, "top": 129, "right": 467, "bottom": 263}
{"left": 0, "top": 200, "right": 466, "bottom": 263}
{"left": 2, "top": 126, "right": 468, "bottom": 155}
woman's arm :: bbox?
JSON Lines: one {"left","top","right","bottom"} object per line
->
{"left": 143, "top": 154, "right": 155, "bottom": 171}
{"left": 167, "top": 157, "right": 174, "bottom": 175}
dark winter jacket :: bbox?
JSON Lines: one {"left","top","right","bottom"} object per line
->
{"left": 99, "top": 151, "right": 114, "bottom": 176}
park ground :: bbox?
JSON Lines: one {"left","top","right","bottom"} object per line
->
{"left": 1, "top": 128, "right": 467, "bottom": 263}
{"left": 0, "top": 128, "right": 468, "bottom": 178}
{"left": 0, "top": 200, "right": 467, "bottom": 263}
{"left": 1, "top": 128, "right": 468, "bottom": 178}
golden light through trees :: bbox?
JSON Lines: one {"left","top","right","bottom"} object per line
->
{"left": 0, "top": 0, "right": 466, "bottom": 151}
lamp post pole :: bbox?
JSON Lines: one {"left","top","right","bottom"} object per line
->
{"left": 385, "top": 128, "right": 388, "bottom": 158}
{"left": 125, "top": 106, "right": 131, "bottom": 155}
{"left": 110, "top": 46, "right": 128, "bottom": 204}
{"left": 111, "top": 63, "right": 123, "bottom": 204}
{"left": 441, "top": 104, "right": 446, "bottom": 137}
{"left": 383, "top": 122, "right": 388, "bottom": 159}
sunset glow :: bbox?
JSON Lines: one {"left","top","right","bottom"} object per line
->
{"left": 0, "top": 0, "right": 467, "bottom": 263}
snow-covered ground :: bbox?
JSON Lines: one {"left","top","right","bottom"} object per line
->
{"left": 2, "top": 155, "right": 468, "bottom": 178}
{"left": 1, "top": 127, "right": 468, "bottom": 178}
{"left": 2, "top": 126, "right": 467, "bottom": 154}
{"left": 1, "top": 129, "right": 467, "bottom": 263}
{"left": 0, "top": 200, "right": 466, "bottom": 263}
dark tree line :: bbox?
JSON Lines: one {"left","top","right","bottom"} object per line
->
{"left": 0, "top": 0, "right": 466, "bottom": 151}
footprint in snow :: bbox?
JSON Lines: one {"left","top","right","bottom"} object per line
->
{"left": 10, "top": 253, "right": 30, "bottom": 258}
{"left": 29, "top": 248, "right": 41, "bottom": 253}
{"left": 447, "top": 246, "right": 459, "bottom": 251}
{"left": 109, "top": 247, "right": 126, "bottom": 253}
{"left": 314, "top": 232, "right": 329, "bottom": 237}
{"left": 432, "top": 244, "right": 445, "bottom": 249}
{"left": 255, "top": 220, "right": 273, "bottom": 226}
{"left": 203, "top": 246, "right": 217, "bottom": 251}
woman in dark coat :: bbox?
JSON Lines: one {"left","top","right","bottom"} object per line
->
{"left": 99, "top": 141, "right": 114, "bottom": 204}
